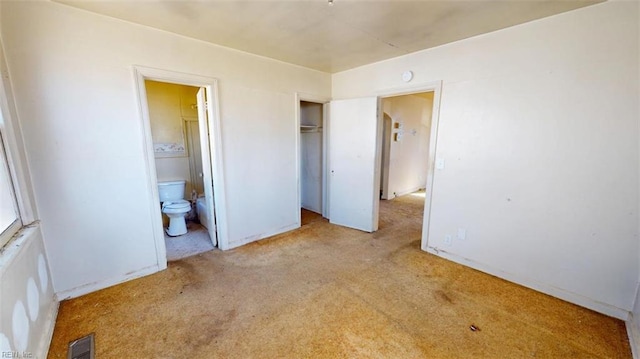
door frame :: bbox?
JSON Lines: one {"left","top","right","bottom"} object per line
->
{"left": 133, "top": 66, "right": 229, "bottom": 268}
{"left": 380, "top": 113, "right": 392, "bottom": 200}
{"left": 295, "top": 93, "right": 331, "bottom": 226}
{"left": 375, "top": 81, "right": 443, "bottom": 252}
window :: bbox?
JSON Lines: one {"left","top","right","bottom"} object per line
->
{"left": 0, "top": 115, "right": 20, "bottom": 248}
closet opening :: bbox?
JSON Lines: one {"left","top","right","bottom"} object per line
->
{"left": 299, "top": 100, "right": 328, "bottom": 227}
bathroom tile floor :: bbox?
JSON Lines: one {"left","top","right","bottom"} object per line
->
{"left": 164, "top": 221, "right": 215, "bottom": 261}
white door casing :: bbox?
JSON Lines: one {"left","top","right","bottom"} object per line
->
{"left": 196, "top": 87, "right": 218, "bottom": 247}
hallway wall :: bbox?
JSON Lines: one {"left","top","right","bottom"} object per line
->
{"left": 382, "top": 93, "right": 433, "bottom": 198}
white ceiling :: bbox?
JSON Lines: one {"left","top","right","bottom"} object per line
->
{"left": 56, "top": 0, "right": 602, "bottom": 73}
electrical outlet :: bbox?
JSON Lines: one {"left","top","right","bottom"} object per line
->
{"left": 457, "top": 228, "right": 466, "bottom": 240}
{"left": 444, "top": 235, "right": 452, "bottom": 246}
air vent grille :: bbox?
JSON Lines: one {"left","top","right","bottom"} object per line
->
{"left": 67, "top": 333, "right": 95, "bottom": 359}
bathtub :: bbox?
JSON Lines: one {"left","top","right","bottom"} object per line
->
{"left": 196, "top": 196, "right": 210, "bottom": 229}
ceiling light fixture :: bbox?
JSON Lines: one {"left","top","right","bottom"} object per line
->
{"left": 328, "top": 0, "right": 334, "bottom": 6}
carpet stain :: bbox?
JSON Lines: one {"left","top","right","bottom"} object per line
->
{"left": 435, "top": 289, "right": 454, "bottom": 304}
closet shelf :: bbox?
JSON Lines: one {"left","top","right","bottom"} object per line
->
{"left": 300, "top": 125, "right": 322, "bottom": 133}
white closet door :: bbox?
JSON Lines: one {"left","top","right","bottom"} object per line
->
{"left": 328, "top": 97, "right": 381, "bottom": 232}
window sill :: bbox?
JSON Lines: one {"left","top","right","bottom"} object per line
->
{"left": 0, "top": 221, "right": 40, "bottom": 271}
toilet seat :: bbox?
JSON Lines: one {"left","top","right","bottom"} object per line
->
{"left": 162, "top": 200, "right": 191, "bottom": 212}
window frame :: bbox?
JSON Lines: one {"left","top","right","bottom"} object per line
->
{"left": 0, "top": 114, "right": 21, "bottom": 250}
{"left": 0, "top": 41, "right": 33, "bottom": 251}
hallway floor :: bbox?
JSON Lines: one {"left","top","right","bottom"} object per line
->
{"left": 48, "top": 194, "right": 631, "bottom": 358}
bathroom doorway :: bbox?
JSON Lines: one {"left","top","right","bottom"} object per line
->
{"left": 144, "top": 80, "right": 215, "bottom": 260}
{"left": 134, "top": 67, "right": 228, "bottom": 267}
{"left": 298, "top": 98, "right": 329, "bottom": 227}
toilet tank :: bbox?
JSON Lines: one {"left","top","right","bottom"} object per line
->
{"left": 158, "top": 180, "right": 186, "bottom": 202}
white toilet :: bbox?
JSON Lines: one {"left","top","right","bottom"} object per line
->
{"left": 158, "top": 180, "right": 191, "bottom": 236}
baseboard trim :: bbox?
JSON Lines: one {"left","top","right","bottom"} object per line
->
{"left": 55, "top": 264, "right": 162, "bottom": 300}
{"left": 392, "top": 186, "right": 424, "bottom": 198}
{"left": 425, "top": 246, "right": 630, "bottom": 320}
{"left": 36, "top": 295, "right": 59, "bottom": 359}
{"left": 627, "top": 317, "right": 640, "bottom": 359}
{"left": 226, "top": 223, "right": 300, "bottom": 250}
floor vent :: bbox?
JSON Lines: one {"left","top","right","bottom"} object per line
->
{"left": 67, "top": 333, "right": 95, "bottom": 359}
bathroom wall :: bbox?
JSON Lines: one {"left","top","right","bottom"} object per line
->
{"left": 0, "top": 1, "right": 331, "bottom": 297}
{"left": 333, "top": 1, "right": 639, "bottom": 318}
{"left": 145, "top": 80, "right": 201, "bottom": 198}
{"left": 300, "top": 101, "right": 323, "bottom": 214}
{"left": 0, "top": 226, "right": 57, "bottom": 359}
{"left": 381, "top": 93, "right": 432, "bottom": 198}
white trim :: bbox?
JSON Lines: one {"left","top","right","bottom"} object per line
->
{"left": 207, "top": 80, "right": 230, "bottom": 250}
{"left": 628, "top": 318, "right": 639, "bottom": 359}
{"left": 426, "top": 246, "right": 631, "bottom": 320}
{"left": 55, "top": 264, "right": 161, "bottom": 300}
{"left": 628, "top": 283, "right": 640, "bottom": 359}
{"left": 376, "top": 81, "right": 442, "bottom": 99}
{"left": 322, "top": 102, "right": 330, "bottom": 218}
{"left": 372, "top": 97, "right": 383, "bottom": 231}
{"left": 294, "top": 94, "right": 302, "bottom": 229}
{"left": 0, "top": 111, "right": 22, "bottom": 242}
{"left": 36, "top": 296, "right": 59, "bottom": 359}
{"left": 226, "top": 223, "right": 300, "bottom": 250}
{"left": 132, "top": 68, "right": 167, "bottom": 270}
{"left": 132, "top": 66, "right": 229, "bottom": 257}
{"left": 391, "top": 185, "right": 425, "bottom": 198}
{"left": 202, "top": 81, "right": 230, "bottom": 250}
{"left": 0, "top": 39, "right": 37, "bottom": 224}
{"left": 0, "top": 219, "right": 21, "bottom": 249}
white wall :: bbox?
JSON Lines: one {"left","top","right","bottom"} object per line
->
{"left": 0, "top": 1, "right": 331, "bottom": 296}
{"left": 0, "top": 226, "right": 57, "bottom": 359}
{"left": 333, "top": 1, "right": 639, "bottom": 318}
{"left": 382, "top": 94, "right": 432, "bottom": 198}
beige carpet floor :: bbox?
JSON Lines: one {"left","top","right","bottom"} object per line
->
{"left": 48, "top": 193, "right": 631, "bottom": 358}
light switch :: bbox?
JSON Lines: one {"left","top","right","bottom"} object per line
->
{"left": 436, "top": 158, "right": 445, "bottom": 170}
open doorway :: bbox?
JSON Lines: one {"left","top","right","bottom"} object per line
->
{"left": 134, "top": 66, "right": 228, "bottom": 267}
{"left": 144, "top": 80, "right": 216, "bottom": 260}
{"left": 299, "top": 99, "right": 328, "bottom": 227}
{"left": 378, "top": 92, "right": 435, "bottom": 230}
{"left": 326, "top": 82, "right": 441, "bottom": 250}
